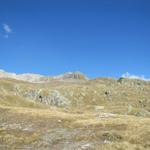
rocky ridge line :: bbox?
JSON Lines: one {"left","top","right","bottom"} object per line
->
{"left": 0, "top": 70, "right": 88, "bottom": 83}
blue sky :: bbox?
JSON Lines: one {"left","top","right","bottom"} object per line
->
{"left": 0, "top": 0, "right": 150, "bottom": 78}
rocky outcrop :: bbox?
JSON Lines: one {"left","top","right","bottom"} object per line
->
{"left": 53, "top": 72, "right": 88, "bottom": 81}
{"left": 13, "top": 86, "right": 69, "bottom": 107}
{"left": 118, "top": 77, "right": 150, "bottom": 85}
{"left": 44, "top": 90, "right": 70, "bottom": 106}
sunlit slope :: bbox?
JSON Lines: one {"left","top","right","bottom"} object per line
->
{"left": 0, "top": 104, "right": 150, "bottom": 150}
{"left": 0, "top": 77, "right": 150, "bottom": 149}
{"left": 0, "top": 79, "right": 44, "bottom": 108}
{"left": 0, "top": 77, "right": 150, "bottom": 116}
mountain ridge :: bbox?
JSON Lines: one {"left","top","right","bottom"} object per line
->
{"left": 0, "top": 69, "right": 88, "bottom": 83}
{"left": 1, "top": 69, "right": 150, "bottom": 83}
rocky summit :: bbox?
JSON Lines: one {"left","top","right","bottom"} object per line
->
{"left": 0, "top": 70, "right": 150, "bottom": 150}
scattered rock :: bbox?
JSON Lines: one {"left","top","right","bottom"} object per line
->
{"left": 104, "top": 140, "right": 111, "bottom": 144}
{"left": 94, "top": 106, "right": 104, "bottom": 111}
{"left": 104, "top": 91, "right": 111, "bottom": 96}
{"left": 127, "top": 104, "right": 133, "bottom": 114}
{"left": 139, "top": 99, "right": 150, "bottom": 108}
{"left": 102, "top": 132, "right": 123, "bottom": 141}
{"left": 81, "top": 143, "right": 93, "bottom": 149}
{"left": 58, "top": 120, "right": 62, "bottom": 123}
{"left": 47, "top": 90, "right": 70, "bottom": 107}
{"left": 98, "top": 113, "right": 116, "bottom": 118}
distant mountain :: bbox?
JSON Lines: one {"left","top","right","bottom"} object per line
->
{"left": 0, "top": 69, "right": 44, "bottom": 82}
{"left": 0, "top": 69, "right": 88, "bottom": 83}
{"left": 53, "top": 72, "right": 88, "bottom": 81}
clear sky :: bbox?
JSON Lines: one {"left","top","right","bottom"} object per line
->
{"left": 0, "top": 0, "right": 150, "bottom": 78}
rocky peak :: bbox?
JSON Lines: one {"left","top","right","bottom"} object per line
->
{"left": 53, "top": 72, "right": 88, "bottom": 81}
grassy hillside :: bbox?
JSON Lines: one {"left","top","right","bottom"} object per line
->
{"left": 0, "top": 77, "right": 150, "bottom": 116}
{"left": 0, "top": 77, "right": 150, "bottom": 149}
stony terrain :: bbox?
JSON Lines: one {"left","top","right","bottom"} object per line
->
{"left": 0, "top": 71, "right": 150, "bottom": 150}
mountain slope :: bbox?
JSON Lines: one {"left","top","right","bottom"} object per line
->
{"left": 0, "top": 75, "right": 150, "bottom": 115}
{"left": 0, "top": 71, "right": 150, "bottom": 149}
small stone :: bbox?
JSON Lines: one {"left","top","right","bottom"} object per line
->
{"left": 95, "top": 106, "right": 104, "bottom": 111}
{"left": 81, "top": 143, "right": 92, "bottom": 149}
{"left": 58, "top": 120, "right": 62, "bottom": 123}
{"left": 104, "top": 140, "right": 111, "bottom": 144}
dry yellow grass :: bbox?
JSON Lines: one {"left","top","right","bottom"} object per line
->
{"left": 0, "top": 104, "right": 150, "bottom": 150}
{"left": 0, "top": 78, "right": 150, "bottom": 149}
